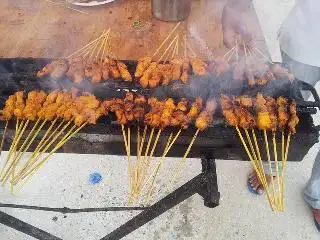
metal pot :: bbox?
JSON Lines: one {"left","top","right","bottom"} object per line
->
{"left": 152, "top": 0, "right": 192, "bottom": 22}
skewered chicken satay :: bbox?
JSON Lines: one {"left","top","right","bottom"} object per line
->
{"left": 195, "top": 99, "right": 216, "bottom": 131}
{"left": 190, "top": 57, "right": 208, "bottom": 76}
{"left": 187, "top": 97, "right": 203, "bottom": 120}
{"left": 277, "top": 96, "right": 289, "bottom": 129}
{"left": 117, "top": 61, "right": 132, "bottom": 82}
{"left": 67, "top": 57, "right": 86, "bottom": 84}
{"left": 106, "top": 59, "right": 121, "bottom": 79}
{"left": 176, "top": 98, "right": 188, "bottom": 112}
{"left": 23, "top": 91, "right": 47, "bottom": 121}
{"left": 158, "top": 64, "right": 172, "bottom": 86}
{"left": 220, "top": 95, "right": 239, "bottom": 127}
{"left": 13, "top": 91, "right": 26, "bottom": 120}
{"left": 149, "top": 69, "right": 162, "bottom": 88}
{"left": 234, "top": 95, "right": 253, "bottom": 108}
{"left": 140, "top": 62, "right": 157, "bottom": 88}
{"left": 85, "top": 61, "right": 103, "bottom": 84}
{"left": 37, "top": 59, "right": 69, "bottom": 80}
{"left": 1, "top": 95, "right": 17, "bottom": 121}
{"left": 288, "top": 101, "right": 299, "bottom": 134}
{"left": 270, "top": 64, "right": 294, "bottom": 82}
{"left": 180, "top": 59, "right": 190, "bottom": 84}
{"left": 135, "top": 56, "right": 152, "bottom": 78}
{"left": 170, "top": 58, "right": 183, "bottom": 80}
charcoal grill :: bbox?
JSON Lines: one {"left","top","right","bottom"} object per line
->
{"left": 0, "top": 58, "right": 319, "bottom": 240}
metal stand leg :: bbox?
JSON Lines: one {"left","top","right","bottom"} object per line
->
{"left": 102, "top": 154, "right": 220, "bottom": 240}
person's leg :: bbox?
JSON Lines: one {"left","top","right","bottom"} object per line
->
{"left": 304, "top": 151, "right": 320, "bottom": 229}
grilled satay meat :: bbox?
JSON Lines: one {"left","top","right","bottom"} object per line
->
{"left": 180, "top": 59, "right": 190, "bottom": 84}
{"left": 23, "top": 90, "right": 47, "bottom": 121}
{"left": 235, "top": 95, "right": 253, "bottom": 108}
{"left": 140, "top": 62, "right": 157, "bottom": 88}
{"left": 13, "top": 91, "right": 25, "bottom": 120}
{"left": 221, "top": 95, "right": 239, "bottom": 127}
{"left": 135, "top": 57, "right": 152, "bottom": 78}
{"left": 234, "top": 105, "right": 256, "bottom": 129}
{"left": 277, "top": 96, "right": 289, "bottom": 129}
{"left": 158, "top": 64, "right": 172, "bottom": 86}
{"left": 1, "top": 94, "right": 17, "bottom": 121}
{"left": 188, "top": 97, "right": 203, "bottom": 120}
{"left": 85, "top": 61, "right": 103, "bottom": 84}
{"left": 195, "top": 99, "right": 216, "bottom": 131}
{"left": 149, "top": 69, "right": 162, "bottom": 88}
{"left": 117, "top": 61, "right": 132, "bottom": 82}
{"left": 37, "top": 59, "right": 68, "bottom": 79}
{"left": 170, "top": 58, "right": 183, "bottom": 80}
{"left": 134, "top": 94, "right": 146, "bottom": 105}
{"left": 190, "top": 57, "right": 208, "bottom": 76}
{"left": 176, "top": 98, "right": 188, "bottom": 112}
{"left": 67, "top": 57, "right": 86, "bottom": 84}
{"left": 288, "top": 101, "right": 299, "bottom": 134}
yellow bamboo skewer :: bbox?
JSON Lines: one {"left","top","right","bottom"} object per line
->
{"left": 101, "top": 30, "right": 111, "bottom": 60}
{"left": 16, "top": 123, "right": 86, "bottom": 187}
{"left": 158, "top": 35, "right": 179, "bottom": 63}
{"left": 144, "top": 132, "right": 173, "bottom": 202}
{"left": 13, "top": 119, "right": 58, "bottom": 182}
{"left": 136, "top": 125, "right": 148, "bottom": 187}
{"left": 1, "top": 119, "right": 41, "bottom": 184}
{"left": 237, "top": 127, "right": 274, "bottom": 209}
{"left": 245, "top": 129, "right": 258, "bottom": 162}
{"left": 134, "top": 126, "right": 141, "bottom": 192}
{"left": 0, "top": 121, "right": 8, "bottom": 156}
{"left": 169, "top": 129, "right": 199, "bottom": 189}
{"left": 252, "top": 129, "right": 274, "bottom": 209}
{"left": 152, "top": 22, "right": 181, "bottom": 58}
{"left": 170, "top": 37, "right": 179, "bottom": 60}
{"left": 128, "top": 127, "right": 133, "bottom": 197}
{"left": 273, "top": 132, "right": 281, "bottom": 210}
{"left": 95, "top": 32, "right": 109, "bottom": 61}
{"left": 1, "top": 120, "right": 29, "bottom": 183}
{"left": 66, "top": 30, "right": 110, "bottom": 59}
{"left": 17, "top": 121, "right": 73, "bottom": 182}
{"left": 264, "top": 130, "right": 277, "bottom": 210}
{"left": 143, "top": 128, "right": 155, "bottom": 164}
{"left": 138, "top": 128, "right": 162, "bottom": 194}
{"left": 0, "top": 120, "right": 22, "bottom": 177}
{"left": 281, "top": 133, "right": 291, "bottom": 210}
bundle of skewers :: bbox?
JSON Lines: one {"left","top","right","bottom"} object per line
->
{"left": 221, "top": 93, "right": 299, "bottom": 211}
{"left": 208, "top": 38, "right": 295, "bottom": 88}
{"left": 0, "top": 90, "right": 105, "bottom": 192}
{"left": 135, "top": 22, "right": 209, "bottom": 88}
{"left": 37, "top": 29, "right": 132, "bottom": 84}
{"left": 102, "top": 91, "right": 216, "bottom": 203}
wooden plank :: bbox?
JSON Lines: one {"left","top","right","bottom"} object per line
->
{"left": 0, "top": 0, "right": 265, "bottom": 60}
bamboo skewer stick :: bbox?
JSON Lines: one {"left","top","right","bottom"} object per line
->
{"left": 17, "top": 121, "right": 73, "bottom": 182}
{"left": 0, "top": 121, "right": 8, "bottom": 156}
{"left": 152, "top": 22, "right": 181, "bottom": 58}
{"left": 273, "top": 132, "right": 281, "bottom": 210}
{"left": 281, "top": 131, "right": 285, "bottom": 210}
{"left": 169, "top": 129, "right": 199, "bottom": 189}
{"left": 187, "top": 42, "right": 196, "bottom": 57}
{"left": 138, "top": 129, "right": 162, "bottom": 193}
{"left": 245, "top": 129, "right": 258, "bottom": 162}
{"left": 237, "top": 127, "right": 274, "bottom": 209}
{"left": 281, "top": 133, "right": 291, "bottom": 211}
{"left": 253, "top": 47, "right": 273, "bottom": 64}
{"left": 0, "top": 120, "right": 22, "bottom": 177}
{"left": 128, "top": 127, "right": 133, "bottom": 196}
{"left": 17, "top": 123, "right": 87, "bottom": 186}
{"left": 134, "top": 126, "right": 141, "bottom": 191}
{"left": 67, "top": 29, "right": 110, "bottom": 59}
{"left": 13, "top": 119, "right": 58, "bottom": 181}
{"left": 158, "top": 35, "right": 179, "bottom": 63}
{"left": 264, "top": 130, "right": 277, "bottom": 210}
{"left": 251, "top": 129, "right": 274, "bottom": 209}
{"left": 1, "top": 120, "right": 29, "bottom": 183}
{"left": 223, "top": 47, "right": 236, "bottom": 59}
{"left": 1, "top": 119, "right": 41, "bottom": 184}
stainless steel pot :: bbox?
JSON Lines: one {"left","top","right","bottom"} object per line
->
{"left": 152, "top": 0, "right": 192, "bottom": 22}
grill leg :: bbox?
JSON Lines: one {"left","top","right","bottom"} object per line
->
{"left": 102, "top": 154, "right": 220, "bottom": 240}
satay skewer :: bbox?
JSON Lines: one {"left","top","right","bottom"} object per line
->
{"left": 13, "top": 119, "right": 60, "bottom": 182}
{"left": 1, "top": 119, "right": 42, "bottom": 184}
{"left": 0, "top": 121, "right": 8, "bottom": 156}
{"left": 263, "top": 130, "right": 277, "bottom": 210}
{"left": 272, "top": 132, "right": 281, "bottom": 210}
{"left": 168, "top": 129, "right": 200, "bottom": 190}
{"left": 0, "top": 120, "right": 23, "bottom": 177}
{"left": 16, "top": 122, "right": 87, "bottom": 186}
{"left": 152, "top": 22, "right": 181, "bottom": 58}
{"left": 158, "top": 35, "right": 179, "bottom": 62}
{"left": 281, "top": 133, "right": 291, "bottom": 210}
{"left": 1, "top": 120, "right": 29, "bottom": 183}
{"left": 66, "top": 29, "right": 110, "bottom": 59}
{"left": 16, "top": 120, "right": 74, "bottom": 182}
{"left": 238, "top": 127, "right": 275, "bottom": 209}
